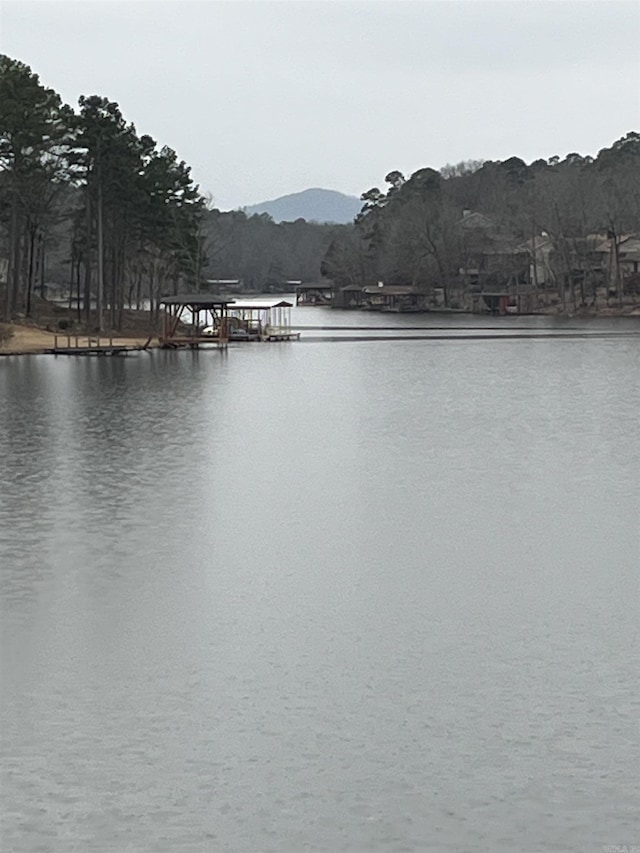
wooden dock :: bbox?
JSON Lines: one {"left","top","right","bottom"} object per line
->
{"left": 160, "top": 335, "right": 228, "bottom": 349}
{"left": 262, "top": 330, "right": 301, "bottom": 342}
{"left": 45, "top": 334, "right": 153, "bottom": 356}
{"left": 159, "top": 330, "right": 300, "bottom": 347}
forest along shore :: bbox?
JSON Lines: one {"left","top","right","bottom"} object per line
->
{"left": 3, "top": 55, "right": 640, "bottom": 333}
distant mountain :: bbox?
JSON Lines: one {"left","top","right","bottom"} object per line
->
{"left": 243, "top": 188, "right": 362, "bottom": 224}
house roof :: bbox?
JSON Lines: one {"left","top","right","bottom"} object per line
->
{"left": 457, "top": 211, "right": 494, "bottom": 229}
{"left": 518, "top": 235, "right": 554, "bottom": 253}
{"left": 589, "top": 234, "right": 640, "bottom": 255}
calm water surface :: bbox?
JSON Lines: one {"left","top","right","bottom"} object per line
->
{"left": 1, "top": 313, "right": 639, "bottom": 852}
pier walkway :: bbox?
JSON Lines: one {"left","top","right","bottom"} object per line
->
{"left": 45, "top": 334, "right": 153, "bottom": 356}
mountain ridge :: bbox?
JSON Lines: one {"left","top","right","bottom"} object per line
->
{"left": 241, "top": 187, "right": 361, "bottom": 224}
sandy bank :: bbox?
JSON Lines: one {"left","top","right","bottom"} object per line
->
{"left": 0, "top": 324, "right": 159, "bottom": 356}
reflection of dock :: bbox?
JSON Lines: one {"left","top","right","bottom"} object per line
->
{"left": 46, "top": 334, "right": 152, "bottom": 356}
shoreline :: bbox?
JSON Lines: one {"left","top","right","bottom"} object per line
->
{"left": 2, "top": 309, "right": 639, "bottom": 357}
{"left": 0, "top": 324, "right": 161, "bottom": 357}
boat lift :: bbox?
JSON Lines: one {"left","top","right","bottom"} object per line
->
{"left": 225, "top": 300, "right": 299, "bottom": 341}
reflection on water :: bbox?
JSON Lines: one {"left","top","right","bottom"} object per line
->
{"left": 1, "top": 315, "right": 639, "bottom": 852}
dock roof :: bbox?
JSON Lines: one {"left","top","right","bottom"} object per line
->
{"left": 362, "top": 285, "right": 420, "bottom": 295}
{"left": 230, "top": 300, "right": 293, "bottom": 310}
{"left": 160, "top": 294, "right": 236, "bottom": 307}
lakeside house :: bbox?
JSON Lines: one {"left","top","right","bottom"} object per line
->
{"left": 616, "top": 235, "right": 640, "bottom": 276}
{"left": 591, "top": 233, "right": 640, "bottom": 292}
{"left": 456, "top": 209, "right": 640, "bottom": 308}
{"left": 204, "top": 217, "right": 639, "bottom": 318}
{"left": 457, "top": 210, "right": 529, "bottom": 292}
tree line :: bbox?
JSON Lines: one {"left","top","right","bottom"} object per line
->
{"left": 2, "top": 54, "right": 638, "bottom": 330}
{"left": 200, "top": 209, "right": 348, "bottom": 292}
{"left": 0, "top": 55, "right": 211, "bottom": 330}
{"left": 0, "top": 55, "right": 351, "bottom": 331}
{"left": 321, "top": 137, "right": 640, "bottom": 310}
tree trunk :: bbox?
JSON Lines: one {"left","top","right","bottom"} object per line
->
{"left": 67, "top": 248, "right": 75, "bottom": 318}
{"left": 613, "top": 235, "right": 622, "bottom": 308}
{"left": 17, "top": 224, "right": 29, "bottom": 314}
{"left": 530, "top": 230, "right": 541, "bottom": 307}
{"left": 147, "top": 268, "right": 156, "bottom": 332}
{"left": 115, "top": 243, "right": 125, "bottom": 331}
{"left": 39, "top": 233, "right": 45, "bottom": 297}
{"left": 84, "top": 195, "right": 92, "bottom": 329}
{"left": 34, "top": 231, "right": 44, "bottom": 320}
{"left": 75, "top": 257, "right": 82, "bottom": 322}
{"left": 96, "top": 178, "right": 104, "bottom": 332}
{"left": 4, "top": 191, "right": 20, "bottom": 320}
{"left": 25, "top": 226, "right": 37, "bottom": 317}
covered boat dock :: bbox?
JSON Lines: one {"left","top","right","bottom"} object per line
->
{"left": 226, "top": 300, "right": 300, "bottom": 341}
{"left": 159, "top": 295, "right": 300, "bottom": 346}
{"left": 159, "top": 294, "right": 235, "bottom": 347}
{"left": 295, "top": 283, "right": 333, "bottom": 306}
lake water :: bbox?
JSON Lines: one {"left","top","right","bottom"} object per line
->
{"left": 1, "top": 310, "right": 639, "bottom": 852}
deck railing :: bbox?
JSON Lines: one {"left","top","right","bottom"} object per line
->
{"left": 54, "top": 333, "right": 115, "bottom": 349}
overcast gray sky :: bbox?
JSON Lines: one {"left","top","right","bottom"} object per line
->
{"left": 1, "top": 1, "right": 638, "bottom": 209}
